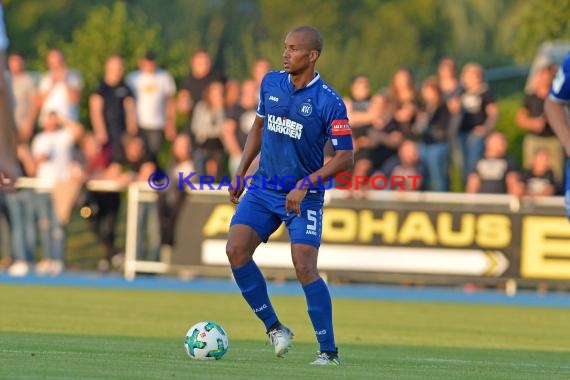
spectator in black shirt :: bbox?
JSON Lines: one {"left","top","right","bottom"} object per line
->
{"left": 437, "top": 57, "right": 462, "bottom": 102}
{"left": 178, "top": 50, "right": 224, "bottom": 126}
{"left": 414, "top": 76, "right": 451, "bottom": 191}
{"left": 378, "top": 139, "right": 428, "bottom": 191}
{"left": 516, "top": 63, "right": 564, "bottom": 182}
{"left": 391, "top": 68, "right": 420, "bottom": 136}
{"left": 89, "top": 55, "right": 137, "bottom": 164}
{"left": 367, "top": 89, "right": 408, "bottom": 173}
{"left": 521, "top": 148, "right": 558, "bottom": 197}
{"left": 458, "top": 63, "right": 499, "bottom": 184}
{"left": 466, "top": 132, "right": 522, "bottom": 195}
{"left": 344, "top": 75, "right": 378, "bottom": 176}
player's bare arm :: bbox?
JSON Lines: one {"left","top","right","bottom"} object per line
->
{"left": 286, "top": 150, "right": 353, "bottom": 216}
{"left": 229, "top": 115, "right": 264, "bottom": 204}
{"left": 544, "top": 98, "right": 570, "bottom": 156}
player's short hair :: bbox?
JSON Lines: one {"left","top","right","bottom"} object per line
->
{"left": 289, "top": 25, "right": 324, "bottom": 56}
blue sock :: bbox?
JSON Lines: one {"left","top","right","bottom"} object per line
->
{"left": 232, "top": 260, "right": 278, "bottom": 331}
{"left": 302, "top": 278, "right": 337, "bottom": 352}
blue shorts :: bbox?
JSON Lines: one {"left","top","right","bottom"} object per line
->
{"left": 230, "top": 189, "right": 324, "bottom": 248}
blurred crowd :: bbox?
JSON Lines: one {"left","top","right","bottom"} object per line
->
{"left": 0, "top": 48, "right": 565, "bottom": 277}
{"left": 335, "top": 60, "right": 564, "bottom": 197}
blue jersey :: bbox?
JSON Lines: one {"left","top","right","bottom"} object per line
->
{"left": 550, "top": 53, "right": 570, "bottom": 102}
{"left": 252, "top": 71, "right": 353, "bottom": 194}
{"left": 549, "top": 52, "right": 570, "bottom": 222}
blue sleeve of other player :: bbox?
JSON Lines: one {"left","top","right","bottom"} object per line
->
{"left": 549, "top": 54, "right": 570, "bottom": 103}
{"left": 256, "top": 76, "right": 267, "bottom": 118}
{"left": 324, "top": 98, "right": 353, "bottom": 151}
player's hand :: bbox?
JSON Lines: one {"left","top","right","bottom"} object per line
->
{"left": 229, "top": 177, "right": 245, "bottom": 204}
{"left": 286, "top": 188, "right": 307, "bottom": 216}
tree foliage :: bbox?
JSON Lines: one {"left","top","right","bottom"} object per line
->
{"left": 501, "top": 0, "right": 570, "bottom": 63}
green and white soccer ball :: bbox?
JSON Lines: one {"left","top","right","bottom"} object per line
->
{"left": 184, "top": 321, "right": 229, "bottom": 360}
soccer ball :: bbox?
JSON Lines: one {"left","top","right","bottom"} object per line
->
{"left": 184, "top": 321, "right": 229, "bottom": 360}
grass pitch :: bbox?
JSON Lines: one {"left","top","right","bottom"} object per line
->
{"left": 1, "top": 284, "right": 569, "bottom": 379}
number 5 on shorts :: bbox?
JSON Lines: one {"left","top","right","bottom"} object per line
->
{"left": 307, "top": 210, "right": 317, "bottom": 231}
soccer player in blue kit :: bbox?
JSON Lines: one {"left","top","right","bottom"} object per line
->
{"left": 545, "top": 53, "right": 570, "bottom": 220}
{"left": 226, "top": 25, "right": 354, "bottom": 365}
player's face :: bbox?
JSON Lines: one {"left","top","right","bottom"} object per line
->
{"left": 283, "top": 32, "right": 315, "bottom": 75}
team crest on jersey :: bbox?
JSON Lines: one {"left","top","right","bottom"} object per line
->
{"left": 300, "top": 102, "right": 312, "bottom": 116}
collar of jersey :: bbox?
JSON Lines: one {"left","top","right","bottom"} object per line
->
{"left": 287, "top": 72, "right": 320, "bottom": 91}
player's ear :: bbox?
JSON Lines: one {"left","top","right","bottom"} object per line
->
{"left": 309, "top": 50, "right": 319, "bottom": 62}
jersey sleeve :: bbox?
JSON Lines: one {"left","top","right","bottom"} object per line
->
{"left": 255, "top": 75, "right": 266, "bottom": 118}
{"left": 549, "top": 53, "right": 570, "bottom": 103}
{"left": 324, "top": 96, "right": 353, "bottom": 151}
